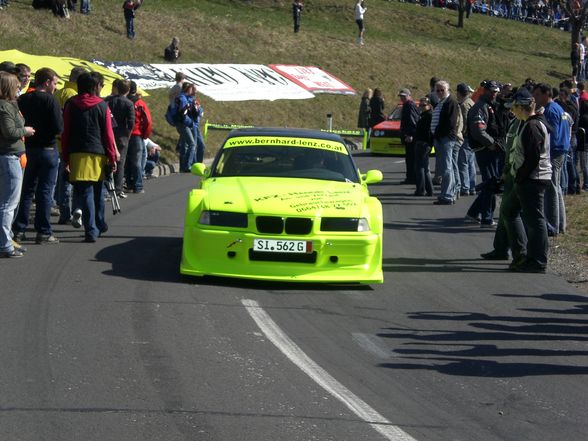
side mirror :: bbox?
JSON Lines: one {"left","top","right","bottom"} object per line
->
{"left": 191, "top": 163, "right": 208, "bottom": 177}
{"left": 362, "top": 169, "right": 383, "bottom": 185}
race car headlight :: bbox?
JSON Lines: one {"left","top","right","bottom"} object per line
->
{"left": 320, "top": 217, "right": 370, "bottom": 232}
{"left": 199, "top": 211, "right": 248, "bottom": 227}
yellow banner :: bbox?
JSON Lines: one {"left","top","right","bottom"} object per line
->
{"left": 223, "top": 136, "right": 348, "bottom": 155}
{"left": 0, "top": 49, "right": 147, "bottom": 97}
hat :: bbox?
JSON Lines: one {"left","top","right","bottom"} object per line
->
{"left": 505, "top": 88, "right": 534, "bottom": 108}
{"left": 398, "top": 88, "right": 411, "bottom": 97}
{"left": 483, "top": 80, "right": 500, "bottom": 93}
{"left": 456, "top": 83, "right": 474, "bottom": 95}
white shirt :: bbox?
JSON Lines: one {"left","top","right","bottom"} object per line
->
{"left": 355, "top": 3, "right": 366, "bottom": 20}
{"left": 580, "top": 43, "right": 586, "bottom": 62}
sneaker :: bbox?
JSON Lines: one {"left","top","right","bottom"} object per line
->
{"left": 117, "top": 191, "right": 127, "bottom": 199}
{"left": 50, "top": 206, "right": 60, "bottom": 217}
{"left": 72, "top": 209, "right": 82, "bottom": 228}
{"left": 480, "top": 250, "right": 509, "bottom": 260}
{"left": 480, "top": 221, "right": 497, "bottom": 229}
{"left": 36, "top": 234, "right": 59, "bottom": 244}
{"left": 83, "top": 236, "right": 97, "bottom": 243}
{"left": 133, "top": 189, "right": 145, "bottom": 194}
{"left": 464, "top": 215, "right": 481, "bottom": 224}
{"left": 13, "top": 231, "right": 27, "bottom": 243}
{"left": 12, "top": 240, "right": 27, "bottom": 253}
{"left": 0, "top": 249, "right": 24, "bottom": 258}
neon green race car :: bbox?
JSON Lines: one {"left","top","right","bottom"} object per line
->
{"left": 180, "top": 128, "right": 384, "bottom": 284}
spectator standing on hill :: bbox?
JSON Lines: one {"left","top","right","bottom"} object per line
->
{"left": 0, "top": 72, "right": 35, "bottom": 258}
{"left": 292, "top": 0, "right": 303, "bottom": 33}
{"left": 572, "top": 43, "right": 581, "bottom": 82}
{"left": 176, "top": 82, "right": 198, "bottom": 172}
{"left": 414, "top": 97, "right": 434, "bottom": 197}
{"left": 164, "top": 37, "right": 181, "bottom": 62}
{"left": 127, "top": 81, "right": 152, "bottom": 193}
{"left": 368, "top": 88, "right": 385, "bottom": 129}
{"left": 123, "top": 0, "right": 142, "bottom": 39}
{"left": 355, "top": 0, "right": 367, "bottom": 46}
{"left": 456, "top": 83, "right": 476, "bottom": 196}
{"left": 13, "top": 67, "right": 63, "bottom": 245}
{"left": 577, "top": 85, "right": 588, "bottom": 190}
{"left": 464, "top": 80, "right": 503, "bottom": 227}
{"left": 106, "top": 79, "right": 135, "bottom": 199}
{"left": 533, "top": 83, "right": 569, "bottom": 236}
{"left": 61, "top": 72, "right": 117, "bottom": 243}
{"left": 398, "top": 88, "right": 419, "bottom": 185}
{"left": 431, "top": 80, "right": 460, "bottom": 205}
{"left": 580, "top": 36, "right": 587, "bottom": 82}
{"left": 357, "top": 88, "right": 372, "bottom": 130}
{"left": 54, "top": 66, "right": 87, "bottom": 225}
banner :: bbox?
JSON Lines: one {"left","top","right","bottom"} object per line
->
{"left": 0, "top": 49, "right": 131, "bottom": 97}
{"left": 269, "top": 65, "right": 356, "bottom": 95}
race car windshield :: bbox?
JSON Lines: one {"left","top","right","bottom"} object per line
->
{"left": 212, "top": 145, "right": 360, "bottom": 183}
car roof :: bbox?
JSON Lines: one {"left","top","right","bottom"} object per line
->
{"left": 225, "top": 127, "right": 345, "bottom": 143}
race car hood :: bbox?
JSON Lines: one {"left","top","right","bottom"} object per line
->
{"left": 202, "top": 177, "right": 369, "bottom": 217}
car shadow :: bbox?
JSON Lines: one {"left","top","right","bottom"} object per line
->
{"left": 383, "top": 257, "right": 506, "bottom": 273}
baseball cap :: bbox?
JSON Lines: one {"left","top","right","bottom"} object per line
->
{"left": 456, "top": 83, "right": 474, "bottom": 95}
{"left": 483, "top": 80, "right": 500, "bottom": 93}
{"left": 504, "top": 88, "right": 534, "bottom": 108}
{"left": 398, "top": 88, "right": 411, "bottom": 97}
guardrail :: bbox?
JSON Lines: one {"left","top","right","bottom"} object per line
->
{"left": 203, "top": 121, "right": 369, "bottom": 150}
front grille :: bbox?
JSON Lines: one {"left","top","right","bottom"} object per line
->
{"left": 256, "top": 216, "right": 283, "bottom": 233}
{"left": 256, "top": 216, "right": 313, "bottom": 235}
{"left": 249, "top": 249, "right": 317, "bottom": 263}
{"left": 285, "top": 218, "right": 313, "bottom": 235}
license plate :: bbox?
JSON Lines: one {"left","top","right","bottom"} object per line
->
{"left": 253, "top": 239, "right": 312, "bottom": 254}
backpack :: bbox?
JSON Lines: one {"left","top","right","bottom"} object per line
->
{"left": 165, "top": 102, "right": 179, "bottom": 127}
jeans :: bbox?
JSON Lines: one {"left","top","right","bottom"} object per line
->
{"left": 466, "top": 149, "right": 501, "bottom": 225}
{"left": 13, "top": 148, "right": 59, "bottom": 235}
{"left": 434, "top": 136, "right": 456, "bottom": 202}
{"left": 0, "top": 155, "right": 23, "bottom": 253}
{"left": 141, "top": 140, "right": 148, "bottom": 175}
{"left": 125, "top": 13, "right": 135, "bottom": 38}
{"left": 458, "top": 139, "right": 476, "bottom": 193}
{"left": 452, "top": 141, "right": 461, "bottom": 197}
{"left": 414, "top": 141, "right": 433, "bottom": 196}
{"left": 145, "top": 151, "right": 160, "bottom": 176}
{"left": 194, "top": 125, "right": 206, "bottom": 164}
{"left": 565, "top": 146, "right": 579, "bottom": 193}
{"left": 55, "top": 160, "right": 73, "bottom": 223}
{"left": 73, "top": 181, "right": 106, "bottom": 240}
{"left": 126, "top": 135, "right": 145, "bottom": 191}
{"left": 544, "top": 153, "right": 566, "bottom": 235}
{"left": 80, "top": 0, "right": 90, "bottom": 13}
{"left": 498, "top": 174, "right": 527, "bottom": 259}
{"left": 177, "top": 124, "right": 196, "bottom": 172}
{"left": 515, "top": 179, "right": 549, "bottom": 267}
{"left": 579, "top": 149, "right": 588, "bottom": 189}
{"left": 113, "top": 133, "right": 129, "bottom": 193}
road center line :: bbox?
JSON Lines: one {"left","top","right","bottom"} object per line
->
{"left": 242, "top": 299, "right": 418, "bottom": 441}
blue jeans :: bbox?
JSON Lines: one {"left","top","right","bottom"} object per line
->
{"left": 565, "top": 146, "right": 579, "bottom": 193}
{"left": 579, "top": 149, "right": 588, "bottom": 189}
{"left": 145, "top": 151, "right": 160, "bottom": 176}
{"left": 194, "top": 125, "right": 206, "bottom": 163}
{"left": 452, "top": 141, "right": 461, "bottom": 197}
{"left": 126, "top": 135, "right": 145, "bottom": 191}
{"left": 545, "top": 153, "right": 566, "bottom": 234}
{"left": 467, "top": 149, "right": 500, "bottom": 225}
{"left": 55, "top": 160, "right": 73, "bottom": 223}
{"left": 125, "top": 13, "right": 135, "bottom": 38}
{"left": 13, "top": 148, "right": 59, "bottom": 235}
{"left": 458, "top": 140, "right": 477, "bottom": 193}
{"left": 73, "top": 181, "right": 106, "bottom": 241}
{"left": 177, "top": 124, "right": 196, "bottom": 172}
{"left": 498, "top": 174, "right": 527, "bottom": 259}
{"left": 0, "top": 155, "right": 23, "bottom": 252}
{"left": 80, "top": 0, "right": 90, "bottom": 13}
{"left": 434, "top": 136, "right": 457, "bottom": 202}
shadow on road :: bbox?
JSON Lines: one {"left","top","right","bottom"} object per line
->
{"left": 376, "top": 293, "right": 588, "bottom": 377}
{"left": 383, "top": 257, "right": 506, "bottom": 273}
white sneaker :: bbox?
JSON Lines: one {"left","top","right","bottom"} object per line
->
{"left": 72, "top": 209, "right": 82, "bottom": 229}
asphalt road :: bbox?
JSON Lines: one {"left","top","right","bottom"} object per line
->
{"left": 0, "top": 154, "right": 586, "bottom": 441}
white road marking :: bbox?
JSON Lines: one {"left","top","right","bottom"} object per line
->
{"left": 352, "top": 333, "right": 392, "bottom": 359}
{"left": 242, "top": 299, "right": 418, "bottom": 441}
{"left": 393, "top": 160, "right": 405, "bottom": 164}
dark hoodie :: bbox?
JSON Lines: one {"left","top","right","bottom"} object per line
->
{"left": 61, "top": 93, "right": 117, "bottom": 165}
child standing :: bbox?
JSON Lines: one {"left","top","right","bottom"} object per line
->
{"left": 123, "top": 0, "right": 142, "bottom": 39}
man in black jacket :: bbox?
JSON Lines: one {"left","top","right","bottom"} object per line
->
{"left": 13, "top": 67, "right": 63, "bottom": 244}
{"left": 106, "top": 79, "right": 135, "bottom": 198}
{"left": 399, "top": 88, "right": 419, "bottom": 185}
{"left": 431, "top": 80, "right": 460, "bottom": 204}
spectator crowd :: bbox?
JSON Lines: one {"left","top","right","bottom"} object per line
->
{"left": 361, "top": 75, "right": 588, "bottom": 273}
{"left": 0, "top": 61, "right": 206, "bottom": 259}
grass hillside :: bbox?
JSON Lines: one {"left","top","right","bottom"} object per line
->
{"left": 0, "top": 0, "right": 571, "bottom": 156}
